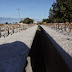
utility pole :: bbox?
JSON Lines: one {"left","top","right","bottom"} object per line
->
{"left": 16, "top": 8, "right": 21, "bottom": 21}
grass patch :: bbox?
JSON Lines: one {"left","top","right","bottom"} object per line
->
{"left": 37, "top": 24, "right": 41, "bottom": 31}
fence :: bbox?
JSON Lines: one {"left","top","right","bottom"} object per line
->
{"left": 44, "top": 23, "right": 72, "bottom": 32}
{"left": 0, "top": 24, "right": 35, "bottom": 38}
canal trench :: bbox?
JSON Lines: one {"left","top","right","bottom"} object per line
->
{"left": 28, "top": 26, "right": 71, "bottom": 72}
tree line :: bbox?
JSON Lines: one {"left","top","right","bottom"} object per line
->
{"left": 20, "top": 18, "right": 34, "bottom": 24}
{"left": 42, "top": 0, "right": 72, "bottom": 23}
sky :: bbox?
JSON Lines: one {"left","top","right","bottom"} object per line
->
{"left": 0, "top": 0, "right": 56, "bottom": 20}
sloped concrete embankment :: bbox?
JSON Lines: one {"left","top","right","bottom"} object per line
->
{"left": 29, "top": 26, "right": 71, "bottom": 72}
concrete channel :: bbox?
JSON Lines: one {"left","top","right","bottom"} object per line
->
{"left": 28, "top": 26, "right": 71, "bottom": 72}
{"left": 0, "top": 25, "right": 71, "bottom": 72}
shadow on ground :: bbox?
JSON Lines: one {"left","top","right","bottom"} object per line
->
{"left": 29, "top": 27, "right": 72, "bottom": 72}
{"left": 0, "top": 41, "right": 29, "bottom": 72}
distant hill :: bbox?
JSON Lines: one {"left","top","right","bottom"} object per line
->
{"left": 0, "top": 17, "right": 42, "bottom": 24}
{"left": 0, "top": 17, "right": 24, "bottom": 24}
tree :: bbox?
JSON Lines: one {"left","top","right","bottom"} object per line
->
{"left": 5, "top": 22, "right": 8, "bottom": 24}
{"left": 20, "top": 18, "right": 34, "bottom": 24}
{"left": 19, "top": 20, "right": 23, "bottom": 23}
{"left": 48, "top": 0, "right": 72, "bottom": 23}
{"left": 42, "top": 19, "right": 48, "bottom": 23}
{"left": 15, "top": 22, "right": 18, "bottom": 24}
{"left": 56, "top": 0, "right": 72, "bottom": 22}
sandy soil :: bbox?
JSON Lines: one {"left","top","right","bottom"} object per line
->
{"left": 42, "top": 25, "right": 72, "bottom": 56}
{"left": 0, "top": 25, "right": 37, "bottom": 72}
{"left": 41, "top": 25, "right": 72, "bottom": 71}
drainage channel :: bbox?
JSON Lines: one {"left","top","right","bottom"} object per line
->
{"left": 28, "top": 26, "right": 71, "bottom": 72}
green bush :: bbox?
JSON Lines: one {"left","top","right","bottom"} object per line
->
{"left": 20, "top": 18, "right": 34, "bottom": 24}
